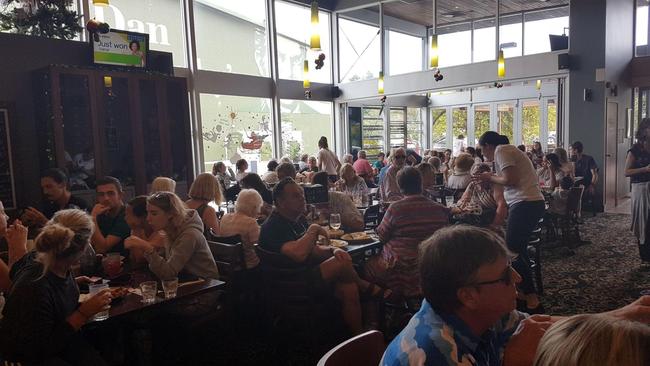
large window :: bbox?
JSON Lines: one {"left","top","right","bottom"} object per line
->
{"left": 339, "top": 17, "right": 380, "bottom": 82}
{"left": 389, "top": 31, "right": 423, "bottom": 75}
{"left": 431, "top": 108, "right": 447, "bottom": 150}
{"left": 452, "top": 107, "right": 468, "bottom": 155}
{"left": 474, "top": 105, "right": 490, "bottom": 146}
{"left": 499, "top": 14, "right": 522, "bottom": 58}
{"left": 361, "top": 107, "right": 384, "bottom": 158}
{"left": 547, "top": 99, "right": 557, "bottom": 151}
{"left": 524, "top": 8, "right": 569, "bottom": 55}
{"left": 437, "top": 23, "right": 471, "bottom": 67}
{"left": 276, "top": 1, "right": 331, "bottom": 83}
{"left": 193, "top": 0, "right": 270, "bottom": 76}
{"left": 280, "top": 99, "right": 332, "bottom": 159}
{"left": 89, "top": 0, "right": 187, "bottom": 67}
{"left": 498, "top": 103, "right": 514, "bottom": 143}
{"left": 389, "top": 108, "right": 406, "bottom": 149}
{"left": 637, "top": 1, "right": 649, "bottom": 56}
{"left": 473, "top": 19, "right": 496, "bottom": 62}
{"left": 521, "top": 100, "right": 540, "bottom": 147}
{"left": 200, "top": 94, "right": 273, "bottom": 173}
{"left": 406, "top": 108, "right": 423, "bottom": 154}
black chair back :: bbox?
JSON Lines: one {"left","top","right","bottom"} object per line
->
{"left": 363, "top": 204, "right": 381, "bottom": 229}
{"left": 207, "top": 238, "right": 245, "bottom": 283}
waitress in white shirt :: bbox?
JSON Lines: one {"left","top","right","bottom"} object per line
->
{"left": 475, "top": 131, "right": 545, "bottom": 312}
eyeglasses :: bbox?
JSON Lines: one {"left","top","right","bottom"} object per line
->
{"left": 470, "top": 264, "right": 514, "bottom": 287}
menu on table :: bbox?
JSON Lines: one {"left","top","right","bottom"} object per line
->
{"left": 0, "top": 109, "right": 16, "bottom": 209}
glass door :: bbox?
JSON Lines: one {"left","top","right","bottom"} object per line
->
{"left": 474, "top": 105, "right": 490, "bottom": 146}
{"left": 521, "top": 100, "right": 541, "bottom": 149}
{"left": 431, "top": 108, "right": 447, "bottom": 150}
{"left": 497, "top": 103, "right": 515, "bottom": 144}
{"left": 361, "top": 107, "right": 384, "bottom": 159}
{"left": 452, "top": 106, "right": 468, "bottom": 155}
{"left": 389, "top": 108, "right": 406, "bottom": 149}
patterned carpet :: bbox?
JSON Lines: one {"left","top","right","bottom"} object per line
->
{"left": 540, "top": 212, "right": 650, "bottom": 315}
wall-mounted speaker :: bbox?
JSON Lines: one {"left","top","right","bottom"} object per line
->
{"left": 331, "top": 86, "right": 341, "bottom": 98}
{"left": 558, "top": 53, "right": 570, "bottom": 70}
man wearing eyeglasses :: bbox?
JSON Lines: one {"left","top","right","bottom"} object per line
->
{"left": 381, "top": 225, "right": 650, "bottom": 366}
{"left": 379, "top": 147, "right": 407, "bottom": 202}
{"left": 90, "top": 176, "right": 130, "bottom": 256}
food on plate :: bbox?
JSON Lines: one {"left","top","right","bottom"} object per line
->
{"left": 329, "top": 239, "right": 348, "bottom": 248}
{"left": 341, "top": 232, "right": 370, "bottom": 241}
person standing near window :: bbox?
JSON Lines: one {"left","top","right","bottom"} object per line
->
{"left": 475, "top": 131, "right": 545, "bottom": 312}
{"left": 317, "top": 136, "right": 341, "bottom": 182}
{"left": 625, "top": 118, "right": 650, "bottom": 266}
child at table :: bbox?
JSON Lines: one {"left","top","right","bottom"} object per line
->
{"left": 548, "top": 176, "right": 574, "bottom": 215}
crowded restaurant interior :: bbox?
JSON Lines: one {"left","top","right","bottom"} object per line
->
{"left": 2, "top": 0, "right": 650, "bottom": 365}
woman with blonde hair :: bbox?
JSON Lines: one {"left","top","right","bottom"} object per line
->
{"left": 336, "top": 163, "right": 368, "bottom": 198}
{"left": 534, "top": 314, "right": 650, "bottom": 366}
{"left": 219, "top": 189, "right": 263, "bottom": 270}
{"left": 185, "top": 173, "right": 223, "bottom": 237}
{"left": 554, "top": 147, "right": 575, "bottom": 179}
{"left": 0, "top": 209, "right": 114, "bottom": 364}
{"left": 125, "top": 191, "right": 219, "bottom": 280}
{"left": 150, "top": 176, "right": 176, "bottom": 193}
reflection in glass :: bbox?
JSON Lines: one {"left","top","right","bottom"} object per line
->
{"left": 200, "top": 94, "right": 273, "bottom": 173}
{"left": 474, "top": 105, "right": 490, "bottom": 146}
{"left": 194, "top": 0, "right": 269, "bottom": 76}
{"left": 102, "top": 77, "right": 134, "bottom": 187}
{"left": 521, "top": 100, "right": 540, "bottom": 148}
{"left": 140, "top": 80, "right": 163, "bottom": 182}
{"left": 431, "top": 108, "right": 447, "bottom": 150}
{"left": 60, "top": 74, "right": 95, "bottom": 190}
{"left": 498, "top": 103, "right": 514, "bottom": 143}
{"left": 280, "top": 99, "right": 332, "bottom": 159}
{"left": 276, "top": 1, "right": 331, "bottom": 83}
{"left": 338, "top": 16, "right": 380, "bottom": 82}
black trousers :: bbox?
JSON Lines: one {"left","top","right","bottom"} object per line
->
{"left": 506, "top": 200, "right": 546, "bottom": 295}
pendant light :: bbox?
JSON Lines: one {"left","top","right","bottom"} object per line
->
{"left": 536, "top": 79, "right": 542, "bottom": 90}
{"left": 93, "top": 0, "right": 109, "bottom": 6}
{"left": 310, "top": 1, "right": 321, "bottom": 51}
{"left": 430, "top": 0, "right": 438, "bottom": 68}
{"left": 497, "top": 50, "right": 505, "bottom": 78}
{"left": 378, "top": 71, "right": 385, "bottom": 95}
{"left": 303, "top": 60, "right": 310, "bottom": 89}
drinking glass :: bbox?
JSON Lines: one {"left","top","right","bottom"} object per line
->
{"left": 140, "top": 281, "right": 158, "bottom": 304}
{"left": 162, "top": 277, "right": 179, "bottom": 299}
{"left": 102, "top": 252, "right": 121, "bottom": 278}
{"left": 445, "top": 196, "right": 455, "bottom": 207}
{"left": 88, "top": 283, "right": 110, "bottom": 321}
{"left": 329, "top": 213, "right": 341, "bottom": 231}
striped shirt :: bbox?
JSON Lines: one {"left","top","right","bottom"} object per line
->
{"left": 376, "top": 195, "right": 450, "bottom": 296}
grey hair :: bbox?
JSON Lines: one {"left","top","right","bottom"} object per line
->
{"left": 358, "top": 150, "right": 367, "bottom": 159}
{"left": 235, "top": 189, "right": 263, "bottom": 218}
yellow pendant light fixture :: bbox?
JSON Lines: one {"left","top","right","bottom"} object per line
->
{"left": 103, "top": 76, "right": 112, "bottom": 88}
{"left": 310, "top": 1, "right": 321, "bottom": 51}
{"left": 378, "top": 71, "right": 384, "bottom": 95}
{"left": 303, "top": 60, "right": 310, "bottom": 89}
{"left": 430, "top": 34, "right": 439, "bottom": 68}
{"left": 93, "top": 0, "right": 109, "bottom": 6}
{"left": 536, "top": 79, "right": 542, "bottom": 90}
{"left": 497, "top": 50, "right": 505, "bottom": 78}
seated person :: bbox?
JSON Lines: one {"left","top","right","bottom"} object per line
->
{"left": 0, "top": 209, "right": 113, "bottom": 365}
{"left": 364, "top": 167, "right": 449, "bottom": 298}
{"left": 382, "top": 225, "right": 650, "bottom": 366}
{"left": 547, "top": 176, "right": 574, "bottom": 216}
{"left": 534, "top": 314, "right": 650, "bottom": 366}
{"left": 261, "top": 160, "right": 280, "bottom": 185}
{"left": 416, "top": 162, "right": 437, "bottom": 201}
{"left": 150, "top": 176, "right": 176, "bottom": 194}
{"left": 0, "top": 200, "right": 28, "bottom": 292}
{"left": 235, "top": 159, "right": 248, "bottom": 182}
{"left": 259, "top": 178, "right": 388, "bottom": 335}
{"left": 537, "top": 153, "right": 565, "bottom": 190}
{"left": 124, "top": 196, "right": 166, "bottom": 265}
{"left": 219, "top": 189, "right": 263, "bottom": 270}
{"left": 298, "top": 154, "right": 310, "bottom": 172}
{"left": 307, "top": 156, "right": 319, "bottom": 172}
{"left": 312, "top": 172, "right": 364, "bottom": 232}
{"left": 90, "top": 176, "right": 131, "bottom": 256}
{"left": 185, "top": 172, "right": 223, "bottom": 237}
{"left": 380, "top": 148, "right": 407, "bottom": 202}
{"left": 212, "top": 161, "right": 236, "bottom": 191}
{"left": 446, "top": 153, "right": 474, "bottom": 190}
{"left": 125, "top": 192, "right": 219, "bottom": 280}
{"left": 353, "top": 150, "right": 375, "bottom": 187}
{"left": 277, "top": 161, "right": 305, "bottom": 183}
{"left": 455, "top": 163, "right": 508, "bottom": 229}
{"left": 336, "top": 163, "right": 369, "bottom": 199}
{"left": 240, "top": 173, "right": 274, "bottom": 219}
{"left": 21, "top": 168, "right": 89, "bottom": 228}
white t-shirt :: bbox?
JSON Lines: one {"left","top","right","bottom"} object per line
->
{"left": 494, "top": 144, "right": 544, "bottom": 205}
{"left": 318, "top": 148, "right": 339, "bottom": 175}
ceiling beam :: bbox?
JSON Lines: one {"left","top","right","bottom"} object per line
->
{"left": 334, "top": 0, "right": 401, "bottom": 13}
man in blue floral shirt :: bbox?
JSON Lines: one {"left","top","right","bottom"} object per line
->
{"left": 381, "top": 226, "right": 650, "bottom": 366}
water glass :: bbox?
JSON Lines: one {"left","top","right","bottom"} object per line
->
{"left": 88, "top": 283, "right": 110, "bottom": 321}
{"left": 162, "top": 277, "right": 179, "bottom": 299}
{"left": 102, "top": 252, "right": 121, "bottom": 278}
{"left": 140, "top": 281, "right": 158, "bottom": 304}
{"left": 445, "top": 196, "right": 455, "bottom": 207}
{"left": 329, "top": 213, "right": 341, "bottom": 231}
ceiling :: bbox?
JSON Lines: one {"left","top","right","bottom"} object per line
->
{"left": 375, "top": 0, "right": 570, "bottom": 27}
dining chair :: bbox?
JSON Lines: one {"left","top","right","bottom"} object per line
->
{"left": 317, "top": 330, "right": 385, "bottom": 366}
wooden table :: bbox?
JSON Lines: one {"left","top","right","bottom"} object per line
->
{"left": 85, "top": 278, "right": 225, "bottom": 324}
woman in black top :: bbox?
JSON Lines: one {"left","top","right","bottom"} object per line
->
{"left": 625, "top": 118, "right": 650, "bottom": 264}
{"left": 0, "top": 209, "right": 113, "bottom": 365}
